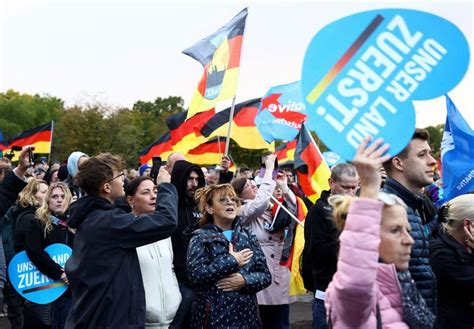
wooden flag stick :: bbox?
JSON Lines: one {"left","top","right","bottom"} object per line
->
{"left": 224, "top": 96, "right": 237, "bottom": 156}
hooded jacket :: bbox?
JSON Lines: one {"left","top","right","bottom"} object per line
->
{"left": 65, "top": 183, "right": 178, "bottom": 329}
{"left": 170, "top": 160, "right": 205, "bottom": 284}
{"left": 187, "top": 218, "right": 271, "bottom": 328}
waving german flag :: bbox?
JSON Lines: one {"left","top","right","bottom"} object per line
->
{"left": 199, "top": 98, "right": 273, "bottom": 151}
{"left": 2, "top": 122, "right": 53, "bottom": 161}
{"left": 185, "top": 137, "right": 225, "bottom": 165}
{"left": 294, "top": 124, "right": 330, "bottom": 202}
{"left": 138, "top": 132, "right": 174, "bottom": 165}
{"left": 275, "top": 140, "right": 297, "bottom": 165}
{"left": 183, "top": 8, "right": 247, "bottom": 119}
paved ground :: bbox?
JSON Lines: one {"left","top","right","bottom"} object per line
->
{"left": 0, "top": 301, "right": 313, "bottom": 328}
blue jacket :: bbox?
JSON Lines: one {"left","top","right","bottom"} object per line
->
{"left": 383, "top": 177, "right": 438, "bottom": 314}
{"left": 65, "top": 183, "right": 178, "bottom": 329}
{"left": 187, "top": 218, "right": 271, "bottom": 328}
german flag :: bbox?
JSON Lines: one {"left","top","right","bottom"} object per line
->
{"left": 2, "top": 122, "right": 53, "bottom": 161}
{"left": 183, "top": 8, "right": 247, "bottom": 119}
{"left": 200, "top": 98, "right": 274, "bottom": 151}
{"left": 275, "top": 140, "right": 297, "bottom": 165}
{"left": 185, "top": 137, "right": 225, "bottom": 165}
{"left": 166, "top": 109, "right": 216, "bottom": 153}
{"left": 138, "top": 132, "right": 174, "bottom": 165}
{"left": 294, "top": 124, "right": 331, "bottom": 203}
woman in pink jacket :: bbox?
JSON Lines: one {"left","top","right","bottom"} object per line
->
{"left": 324, "top": 137, "right": 435, "bottom": 329}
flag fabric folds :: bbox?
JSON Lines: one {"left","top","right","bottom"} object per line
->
{"left": 294, "top": 124, "right": 331, "bottom": 203}
{"left": 183, "top": 8, "right": 248, "bottom": 119}
{"left": 275, "top": 140, "right": 297, "bottom": 165}
{"left": 255, "top": 81, "right": 307, "bottom": 143}
{"left": 166, "top": 109, "right": 216, "bottom": 153}
{"left": 185, "top": 137, "right": 225, "bottom": 165}
{"left": 200, "top": 98, "right": 274, "bottom": 151}
{"left": 2, "top": 122, "right": 53, "bottom": 161}
{"left": 279, "top": 197, "right": 309, "bottom": 296}
{"left": 138, "top": 132, "right": 174, "bottom": 165}
{"left": 440, "top": 95, "right": 474, "bottom": 202}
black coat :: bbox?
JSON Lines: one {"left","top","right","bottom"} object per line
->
{"left": 430, "top": 229, "right": 474, "bottom": 329}
{"left": 187, "top": 218, "right": 271, "bottom": 329}
{"left": 170, "top": 160, "right": 205, "bottom": 284}
{"left": 303, "top": 190, "right": 339, "bottom": 292}
{"left": 383, "top": 177, "right": 438, "bottom": 314}
{"left": 25, "top": 214, "right": 74, "bottom": 281}
{"left": 0, "top": 171, "right": 27, "bottom": 218}
{"left": 65, "top": 183, "right": 178, "bottom": 329}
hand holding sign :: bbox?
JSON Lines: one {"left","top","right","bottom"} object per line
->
{"left": 302, "top": 9, "right": 470, "bottom": 160}
{"left": 8, "top": 243, "right": 72, "bottom": 304}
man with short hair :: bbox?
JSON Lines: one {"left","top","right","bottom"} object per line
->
{"left": 303, "top": 163, "right": 359, "bottom": 329}
{"left": 382, "top": 128, "right": 438, "bottom": 314}
{"left": 166, "top": 152, "right": 185, "bottom": 174}
{"left": 65, "top": 153, "right": 178, "bottom": 328}
{"left": 169, "top": 160, "right": 205, "bottom": 329}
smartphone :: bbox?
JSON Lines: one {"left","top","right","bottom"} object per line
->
{"left": 151, "top": 156, "right": 162, "bottom": 182}
{"left": 28, "top": 148, "right": 34, "bottom": 165}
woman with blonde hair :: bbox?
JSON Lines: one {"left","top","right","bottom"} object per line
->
{"left": 186, "top": 184, "right": 271, "bottom": 328}
{"left": 430, "top": 194, "right": 474, "bottom": 328}
{"left": 324, "top": 137, "right": 434, "bottom": 328}
{"left": 25, "top": 182, "right": 74, "bottom": 329}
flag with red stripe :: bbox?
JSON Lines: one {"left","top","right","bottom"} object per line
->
{"left": 294, "top": 124, "right": 331, "bottom": 202}
{"left": 138, "top": 132, "right": 174, "bottom": 165}
{"left": 200, "top": 98, "right": 273, "bottom": 151}
{"left": 184, "top": 8, "right": 247, "bottom": 119}
{"left": 2, "top": 122, "right": 53, "bottom": 161}
{"left": 275, "top": 140, "right": 297, "bottom": 165}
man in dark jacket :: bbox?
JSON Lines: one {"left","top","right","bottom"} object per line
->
{"left": 65, "top": 153, "right": 178, "bottom": 329}
{"left": 382, "top": 128, "right": 438, "bottom": 315}
{"left": 303, "top": 163, "right": 358, "bottom": 329}
{"left": 169, "top": 160, "right": 205, "bottom": 329}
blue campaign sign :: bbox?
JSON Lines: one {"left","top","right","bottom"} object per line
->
{"left": 301, "top": 9, "right": 470, "bottom": 160}
{"left": 8, "top": 243, "right": 72, "bottom": 304}
{"left": 255, "top": 81, "right": 307, "bottom": 143}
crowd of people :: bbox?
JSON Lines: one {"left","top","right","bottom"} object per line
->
{"left": 0, "top": 127, "right": 472, "bottom": 329}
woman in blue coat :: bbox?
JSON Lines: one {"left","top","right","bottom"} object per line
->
{"left": 187, "top": 184, "right": 271, "bottom": 328}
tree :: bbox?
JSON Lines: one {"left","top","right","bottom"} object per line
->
{"left": 425, "top": 124, "right": 444, "bottom": 158}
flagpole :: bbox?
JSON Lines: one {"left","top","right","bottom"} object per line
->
{"left": 48, "top": 120, "right": 54, "bottom": 164}
{"left": 266, "top": 192, "right": 304, "bottom": 227}
{"left": 224, "top": 96, "right": 236, "bottom": 156}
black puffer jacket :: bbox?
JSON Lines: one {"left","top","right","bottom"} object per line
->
{"left": 170, "top": 160, "right": 205, "bottom": 284}
{"left": 383, "top": 177, "right": 438, "bottom": 314}
{"left": 430, "top": 229, "right": 474, "bottom": 329}
{"left": 187, "top": 218, "right": 271, "bottom": 329}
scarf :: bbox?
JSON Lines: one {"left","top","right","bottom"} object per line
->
{"left": 397, "top": 270, "right": 435, "bottom": 329}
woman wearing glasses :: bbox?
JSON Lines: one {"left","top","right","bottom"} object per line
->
{"left": 324, "top": 137, "right": 435, "bottom": 329}
{"left": 125, "top": 176, "right": 181, "bottom": 329}
{"left": 186, "top": 184, "right": 271, "bottom": 328}
{"left": 25, "top": 182, "right": 74, "bottom": 329}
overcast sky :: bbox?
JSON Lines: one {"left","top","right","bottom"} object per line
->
{"left": 1, "top": 0, "right": 472, "bottom": 128}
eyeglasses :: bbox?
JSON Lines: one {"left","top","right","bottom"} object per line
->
{"left": 107, "top": 172, "right": 125, "bottom": 183}
{"left": 217, "top": 196, "right": 239, "bottom": 205}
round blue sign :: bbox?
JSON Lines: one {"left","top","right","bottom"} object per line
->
{"left": 8, "top": 243, "right": 72, "bottom": 304}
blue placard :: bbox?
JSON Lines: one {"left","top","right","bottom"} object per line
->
{"left": 8, "top": 243, "right": 72, "bottom": 304}
{"left": 323, "top": 151, "right": 345, "bottom": 168}
{"left": 301, "top": 9, "right": 470, "bottom": 160}
{"left": 255, "top": 81, "right": 307, "bottom": 143}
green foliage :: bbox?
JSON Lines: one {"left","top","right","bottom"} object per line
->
{"left": 425, "top": 124, "right": 444, "bottom": 158}
{"left": 0, "top": 89, "right": 63, "bottom": 138}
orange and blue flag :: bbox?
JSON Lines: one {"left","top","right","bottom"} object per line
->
{"left": 183, "top": 8, "right": 247, "bottom": 119}
{"left": 294, "top": 124, "right": 330, "bottom": 203}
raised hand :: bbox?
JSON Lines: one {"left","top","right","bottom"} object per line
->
{"left": 352, "top": 136, "right": 391, "bottom": 198}
{"left": 155, "top": 167, "right": 171, "bottom": 185}
{"left": 265, "top": 154, "right": 277, "bottom": 172}
{"left": 229, "top": 244, "right": 253, "bottom": 267}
